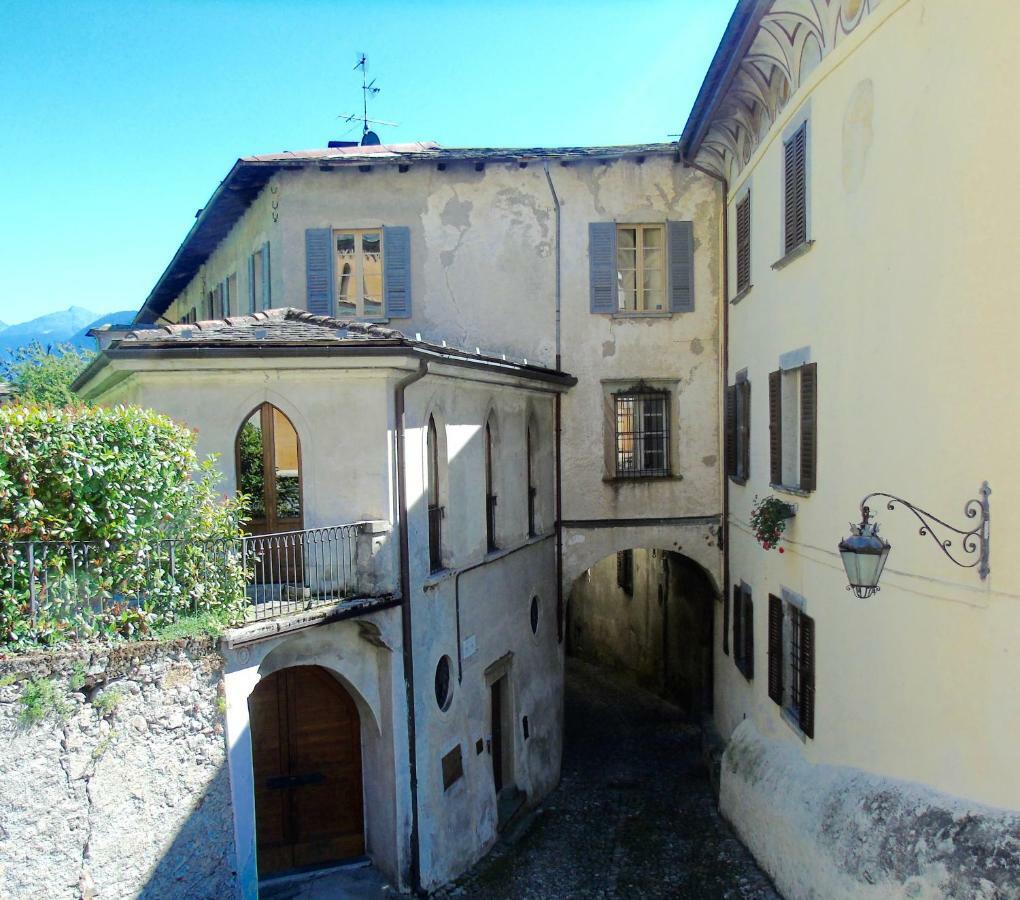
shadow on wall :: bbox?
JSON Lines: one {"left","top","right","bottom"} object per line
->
{"left": 138, "top": 762, "right": 239, "bottom": 900}
{"left": 567, "top": 548, "right": 714, "bottom": 715}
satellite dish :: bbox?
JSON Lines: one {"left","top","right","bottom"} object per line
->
{"left": 361, "top": 130, "right": 381, "bottom": 146}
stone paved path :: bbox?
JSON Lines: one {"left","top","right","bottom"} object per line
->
{"left": 439, "top": 659, "right": 778, "bottom": 899}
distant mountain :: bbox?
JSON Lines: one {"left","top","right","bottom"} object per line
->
{"left": 0, "top": 307, "right": 135, "bottom": 354}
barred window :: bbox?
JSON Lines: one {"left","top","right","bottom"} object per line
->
{"left": 614, "top": 389, "right": 670, "bottom": 478}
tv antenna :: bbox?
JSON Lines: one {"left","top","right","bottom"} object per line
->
{"left": 338, "top": 54, "right": 398, "bottom": 145}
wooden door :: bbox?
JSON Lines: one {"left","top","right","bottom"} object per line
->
{"left": 250, "top": 666, "right": 364, "bottom": 876}
{"left": 491, "top": 677, "right": 504, "bottom": 794}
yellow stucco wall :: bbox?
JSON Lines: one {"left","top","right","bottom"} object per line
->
{"left": 716, "top": 0, "right": 1020, "bottom": 810}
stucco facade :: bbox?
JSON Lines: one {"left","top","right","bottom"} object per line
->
{"left": 680, "top": 0, "right": 1020, "bottom": 895}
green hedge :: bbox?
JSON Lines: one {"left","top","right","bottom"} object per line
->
{"left": 0, "top": 404, "right": 247, "bottom": 646}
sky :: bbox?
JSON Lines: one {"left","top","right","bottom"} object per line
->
{"left": 0, "top": 0, "right": 731, "bottom": 326}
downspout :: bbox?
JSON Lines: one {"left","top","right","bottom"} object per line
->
{"left": 543, "top": 163, "right": 565, "bottom": 641}
{"left": 394, "top": 359, "right": 428, "bottom": 895}
{"left": 679, "top": 151, "right": 730, "bottom": 612}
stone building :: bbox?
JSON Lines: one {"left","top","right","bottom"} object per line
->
{"left": 75, "top": 143, "right": 723, "bottom": 894}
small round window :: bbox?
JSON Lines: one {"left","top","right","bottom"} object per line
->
{"left": 530, "top": 596, "right": 540, "bottom": 634}
{"left": 435, "top": 655, "right": 453, "bottom": 711}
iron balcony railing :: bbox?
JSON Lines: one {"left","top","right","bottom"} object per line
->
{"left": 2, "top": 522, "right": 382, "bottom": 641}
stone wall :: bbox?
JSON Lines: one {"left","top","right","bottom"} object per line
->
{"left": 0, "top": 637, "right": 237, "bottom": 899}
{"left": 721, "top": 720, "right": 1020, "bottom": 900}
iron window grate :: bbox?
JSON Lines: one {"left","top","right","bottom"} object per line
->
{"left": 614, "top": 390, "right": 670, "bottom": 478}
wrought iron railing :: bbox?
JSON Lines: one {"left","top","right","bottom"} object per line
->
{"left": 1, "top": 522, "right": 378, "bottom": 642}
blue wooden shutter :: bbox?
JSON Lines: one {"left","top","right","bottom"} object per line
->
{"left": 667, "top": 220, "right": 694, "bottom": 312}
{"left": 305, "top": 228, "right": 333, "bottom": 315}
{"left": 261, "top": 241, "right": 271, "bottom": 311}
{"left": 383, "top": 225, "right": 412, "bottom": 318}
{"left": 246, "top": 254, "right": 256, "bottom": 314}
{"left": 589, "top": 222, "right": 616, "bottom": 313}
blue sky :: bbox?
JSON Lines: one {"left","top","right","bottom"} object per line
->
{"left": 0, "top": 0, "right": 730, "bottom": 326}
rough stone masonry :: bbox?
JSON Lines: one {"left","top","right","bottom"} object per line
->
{"left": 0, "top": 636, "right": 237, "bottom": 900}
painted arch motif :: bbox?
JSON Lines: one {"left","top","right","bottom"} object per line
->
{"left": 697, "top": 0, "right": 881, "bottom": 180}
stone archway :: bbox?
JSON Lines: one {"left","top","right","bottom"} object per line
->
{"left": 566, "top": 548, "right": 715, "bottom": 714}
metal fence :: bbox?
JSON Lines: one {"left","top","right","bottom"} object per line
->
{"left": 1, "top": 523, "right": 365, "bottom": 639}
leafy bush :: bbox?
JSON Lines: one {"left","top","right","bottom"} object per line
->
{"left": 0, "top": 404, "right": 247, "bottom": 646}
{"left": 18, "top": 676, "right": 71, "bottom": 726}
{"left": 1, "top": 342, "right": 94, "bottom": 408}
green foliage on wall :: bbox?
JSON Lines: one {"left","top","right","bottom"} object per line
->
{"left": 0, "top": 404, "right": 248, "bottom": 646}
{"left": 1, "top": 342, "right": 94, "bottom": 407}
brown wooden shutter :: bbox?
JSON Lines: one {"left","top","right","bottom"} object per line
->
{"left": 799, "top": 613, "right": 815, "bottom": 738}
{"left": 769, "top": 370, "right": 782, "bottom": 485}
{"left": 725, "top": 385, "right": 738, "bottom": 478}
{"left": 784, "top": 123, "right": 807, "bottom": 254}
{"left": 723, "top": 586, "right": 730, "bottom": 656}
{"left": 736, "top": 193, "right": 751, "bottom": 293}
{"left": 743, "top": 587, "right": 754, "bottom": 680}
{"left": 767, "top": 594, "right": 783, "bottom": 704}
{"left": 740, "top": 379, "right": 751, "bottom": 480}
{"left": 799, "top": 362, "right": 817, "bottom": 492}
{"left": 732, "top": 585, "right": 742, "bottom": 670}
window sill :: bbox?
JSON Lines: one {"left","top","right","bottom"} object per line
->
{"left": 771, "top": 240, "right": 815, "bottom": 271}
{"left": 770, "top": 483, "right": 812, "bottom": 498}
{"left": 781, "top": 707, "right": 810, "bottom": 743}
{"left": 610, "top": 311, "right": 673, "bottom": 320}
{"left": 729, "top": 475, "right": 748, "bottom": 486}
{"left": 604, "top": 474, "right": 684, "bottom": 484}
{"left": 730, "top": 284, "right": 753, "bottom": 305}
{"left": 423, "top": 568, "right": 454, "bottom": 590}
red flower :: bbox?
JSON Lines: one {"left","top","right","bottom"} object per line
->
{"left": 778, "top": 547, "right": 785, "bottom": 554}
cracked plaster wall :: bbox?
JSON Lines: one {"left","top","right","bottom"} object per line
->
{"left": 0, "top": 638, "right": 236, "bottom": 900}
{"left": 721, "top": 720, "right": 1020, "bottom": 900}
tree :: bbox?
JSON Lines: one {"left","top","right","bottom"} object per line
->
{"left": 1, "top": 341, "right": 94, "bottom": 407}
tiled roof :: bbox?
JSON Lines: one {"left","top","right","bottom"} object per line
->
{"left": 122, "top": 308, "right": 405, "bottom": 346}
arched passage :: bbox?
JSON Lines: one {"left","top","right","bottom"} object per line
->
{"left": 566, "top": 548, "right": 714, "bottom": 714}
{"left": 249, "top": 665, "right": 365, "bottom": 877}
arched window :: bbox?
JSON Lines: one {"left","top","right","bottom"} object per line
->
{"left": 526, "top": 423, "right": 537, "bottom": 537}
{"left": 485, "top": 419, "right": 498, "bottom": 552}
{"left": 236, "top": 403, "right": 303, "bottom": 535}
{"left": 427, "top": 416, "right": 443, "bottom": 572}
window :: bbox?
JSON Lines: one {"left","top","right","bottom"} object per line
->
{"left": 226, "top": 273, "right": 237, "bottom": 317}
{"left": 616, "top": 224, "right": 666, "bottom": 312}
{"left": 589, "top": 221, "right": 693, "bottom": 315}
{"left": 732, "top": 583, "right": 753, "bottom": 680}
{"left": 526, "top": 425, "right": 537, "bottom": 537}
{"left": 725, "top": 375, "right": 751, "bottom": 483}
{"left": 614, "top": 388, "right": 670, "bottom": 478}
{"left": 427, "top": 416, "right": 443, "bottom": 572}
{"left": 616, "top": 550, "right": 634, "bottom": 596}
{"left": 735, "top": 192, "right": 751, "bottom": 294}
{"left": 484, "top": 419, "right": 498, "bottom": 552}
{"left": 768, "top": 594, "right": 815, "bottom": 738}
{"left": 783, "top": 122, "right": 808, "bottom": 255}
{"left": 249, "top": 242, "right": 271, "bottom": 313}
{"left": 335, "top": 229, "right": 383, "bottom": 317}
{"left": 769, "top": 362, "right": 816, "bottom": 492}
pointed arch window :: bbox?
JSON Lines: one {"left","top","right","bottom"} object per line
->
{"left": 236, "top": 403, "right": 303, "bottom": 535}
{"left": 485, "top": 419, "right": 498, "bottom": 552}
{"left": 427, "top": 416, "right": 444, "bottom": 572}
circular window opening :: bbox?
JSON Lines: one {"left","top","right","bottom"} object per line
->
{"left": 435, "top": 655, "right": 453, "bottom": 711}
{"left": 530, "top": 596, "right": 540, "bottom": 634}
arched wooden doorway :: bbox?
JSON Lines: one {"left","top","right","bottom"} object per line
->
{"left": 236, "top": 403, "right": 304, "bottom": 537}
{"left": 249, "top": 666, "right": 365, "bottom": 877}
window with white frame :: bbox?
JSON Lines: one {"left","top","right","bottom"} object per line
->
{"left": 616, "top": 224, "right": 666, "bottom": 312}
{"left": 335, "top": 229, "right": 383, "bottom": 317}
{"left": 769, "top": 361, "right": 817, "bottom": 492}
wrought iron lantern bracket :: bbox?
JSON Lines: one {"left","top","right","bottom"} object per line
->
{"left": 858, "top": 481, "right": 990, "bottom": 580}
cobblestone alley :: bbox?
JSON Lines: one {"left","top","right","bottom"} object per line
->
{"left": 441, "top": 659, "right": 778, "bottom": 900}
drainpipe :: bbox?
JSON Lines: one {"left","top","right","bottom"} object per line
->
{"left": 394, "top": 359, "right": 428, "bottom": 895}
{"left": 543, "top": 163, "right": 566, "bottom": 642}
{"left": 679, "top": 151, "right": 730, "bottom": 611}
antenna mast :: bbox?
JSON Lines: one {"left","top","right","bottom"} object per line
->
{"left": 336, "top": 54, "right": 398, "bottom": 146}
